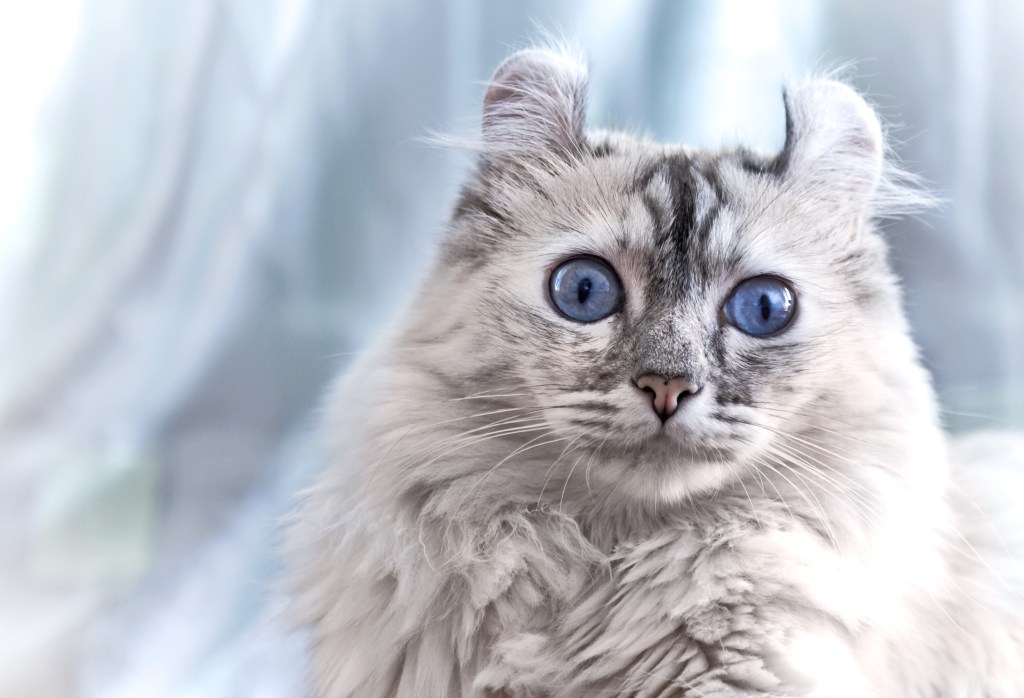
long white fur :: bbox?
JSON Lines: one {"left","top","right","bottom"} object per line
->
{"left": 285, "top": 47, "right": 1024, "bottom": 697}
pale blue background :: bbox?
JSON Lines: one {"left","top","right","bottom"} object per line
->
{"left": 0, "top": 1, "right": 1021, "bottom": 695}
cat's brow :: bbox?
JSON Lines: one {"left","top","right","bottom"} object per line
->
{"left": 640, "top": 156, "right": 726, "bottom": 269}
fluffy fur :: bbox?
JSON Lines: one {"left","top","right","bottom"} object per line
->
{"left": 285, "top": 47, "right": 1024, "bottom": 697}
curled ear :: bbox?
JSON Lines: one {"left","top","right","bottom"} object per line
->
{"left": 482, "top": 47, "right": 589, "bottom": 158}
{"left": 777, "top": 80, "right": 884, "bottom": 205}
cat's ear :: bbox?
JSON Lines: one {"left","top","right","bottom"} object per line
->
{"left": 777, "top": 81, "right": 884, "bottom": 206}
{"left": 482, "top": 47, "right": 589, "bottom": 158}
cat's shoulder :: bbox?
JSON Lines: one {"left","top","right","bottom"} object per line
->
{"left": 949, "top": 429, "right": 1024, "bottom": 498}
{"left": 950, "top": 429, "right": 1024, "bottom": 466}
{"left": 947, "top": 430, "right": 1024, "bottom": 580}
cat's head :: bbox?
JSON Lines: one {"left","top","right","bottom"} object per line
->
{"left": 398, "top": 47, "right": 935, "bottom": 505}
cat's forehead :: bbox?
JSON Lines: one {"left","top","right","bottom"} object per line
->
{"left": 472, "top": 47, "right": 895, "bottom": 282}
{"left": 508, "top": 141, "right": 789, "bottom": 274}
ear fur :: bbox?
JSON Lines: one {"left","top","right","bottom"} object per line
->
{"left": 481, "top": 47, "right": 589, "bottom": 158}
{"left": 778, "top": 80, "right": 885, "bottom": 205}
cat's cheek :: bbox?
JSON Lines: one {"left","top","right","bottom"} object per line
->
{"left": 679, "top": 385, "right": 774, "bottom": 461}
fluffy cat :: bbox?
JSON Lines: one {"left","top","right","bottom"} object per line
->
{"left": 286, "top": 47, "right": 1024, "bottom": 697}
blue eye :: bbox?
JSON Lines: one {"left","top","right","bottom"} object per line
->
{"left": 549, "top": 257, "right": 623, "bottom": 323}
{"left": 724, "top": 276, "right": 797, "bottom": 336}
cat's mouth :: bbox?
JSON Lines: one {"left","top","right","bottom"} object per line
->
{"left": 576, "top": 432, "right": 746, "bottom": 502}
{"left": 592, "top": 422, "right": 739, "bottom": 467}
{"left": 542, "top": 382, "right": 745, "bottom": 466}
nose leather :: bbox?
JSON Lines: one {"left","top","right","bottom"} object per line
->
{"left": 635, "top": 374, "right": 699, "bottom": 422}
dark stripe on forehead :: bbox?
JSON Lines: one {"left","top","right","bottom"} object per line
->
{"left": 693, "top": 163, "right": 725, "bottom": 254}
{"left": 659, "top": 156, "right": 726, "bottom": 278}
{"left": 661, "top": 155, "right": 698, "bottom": 255}
{"left": 698, "top": 160, "right": 727, "bottom": 203}
{"left": 633, "top": 162, "right": 668, "bottom": 236}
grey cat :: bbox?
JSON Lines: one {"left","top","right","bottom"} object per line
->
{"left": 286, "top": 46, "right": 1024, "bottom": 696}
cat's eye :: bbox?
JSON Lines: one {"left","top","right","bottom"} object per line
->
{"left": 724, "top": 275, "right": 796, "bottom": 337}
{"left": 549, "top": 256, "right": 623, "bottom": 323}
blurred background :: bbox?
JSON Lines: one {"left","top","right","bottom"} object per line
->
{"left": 1, "top": 0, "right": 1022, "bottom": 695}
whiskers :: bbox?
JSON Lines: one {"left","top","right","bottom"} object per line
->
{"left": 725, "top": 409, "right": 887, "bottom": 545}
{"left": 360, "top": 381, "right": 614, "bottom": 551}
{"left": 723, "top": 403, "right": 1024, "bottom": 642}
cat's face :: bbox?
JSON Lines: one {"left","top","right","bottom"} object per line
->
{"left": 406, "top": 49, "right": 923, "bottom": 503}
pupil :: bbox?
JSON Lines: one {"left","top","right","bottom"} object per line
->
{"left": 759, "top": 293, "right": 771, "bottom": 321}
{"left": 578, "top": 277, "right": 592, "bottom": 304}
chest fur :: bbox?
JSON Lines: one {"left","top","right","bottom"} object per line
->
{"left": 446, "top": 519, "right": 862, "bottom": 696}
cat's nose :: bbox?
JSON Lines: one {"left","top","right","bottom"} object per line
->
{"left": 634, "top": 374, "right": 700, "bottom": 423}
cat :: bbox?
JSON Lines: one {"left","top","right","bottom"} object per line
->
{"left": 285, "top": 46, "right": 1024, "bottom": 697}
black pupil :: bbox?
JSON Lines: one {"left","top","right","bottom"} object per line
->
{"left": 578, "top": 277, "right": 592, "bottom": 304}
{"left": 758, "top": 293, "right": 771, "bottom": 321}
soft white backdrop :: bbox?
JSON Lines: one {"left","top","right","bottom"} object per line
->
{"left": 1, "top": 1, "right": 1021, "bottom": 695}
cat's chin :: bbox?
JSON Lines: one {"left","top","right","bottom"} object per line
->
{"left": 591, "top": 436, "right": 748, "bottom": 504}
{"left": 623, "top": 458, "right": 746, "bottom": 504}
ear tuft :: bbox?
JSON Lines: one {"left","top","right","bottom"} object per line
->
{"left": 482, "top": 47, "right": 589, "bottom": 158}
{"left": 779, "top": 80, "right": 884, "bottom": 203}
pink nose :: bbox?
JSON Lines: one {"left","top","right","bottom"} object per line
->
{"left": 635, "top": 374, "right": 699, "bottom": 422}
